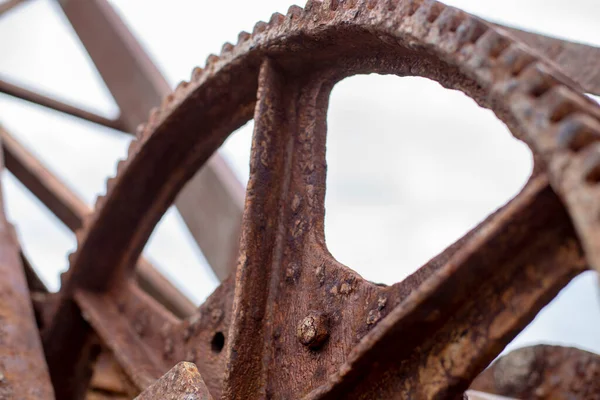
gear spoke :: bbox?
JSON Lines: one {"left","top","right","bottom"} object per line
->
{"left": 223, "top": 59, "right": 336, "bottom": 398}
{"left": 307, "top": 176, "right": 587, "bottom": 399}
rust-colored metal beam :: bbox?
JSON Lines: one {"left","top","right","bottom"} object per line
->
{"left": 56, "top": 0, "right": 244, "bottom": 281}
{"left": 0, "top": 126, "right": 196, "bottom": 318}
{"left": 75, "top": 289, "right": 167, "bottom": 390}
{"left": 0, "top": 135, "right": 55, "bottom": 399}
{"left": 0, "top": 78, "right": 123, "bottom": 130}
{"left": 89, "top": 351, "right": 138, "bottom": 398}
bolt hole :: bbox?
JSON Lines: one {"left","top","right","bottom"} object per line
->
{"left": 211, "top": 331, "right": 225, "bottom": 353}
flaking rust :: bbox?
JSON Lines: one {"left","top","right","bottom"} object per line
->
{"left": 0, "top": 0, "right": 599, "bottom": 399}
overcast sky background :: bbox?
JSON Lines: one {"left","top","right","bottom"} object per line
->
{"left": 0, "top": 0, "right": 599, "bottom": 356}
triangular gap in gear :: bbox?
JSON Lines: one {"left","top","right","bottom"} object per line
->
{"left": 324, "top": 75, "right": 533, "bottom": 286}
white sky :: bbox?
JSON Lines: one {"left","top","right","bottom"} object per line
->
{"left": 0, "top": 0, "right": 599, "bottom": 356}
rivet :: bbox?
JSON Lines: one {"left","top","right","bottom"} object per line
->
{"left": 297, "top": 311, "right": 329, "bottom": 349}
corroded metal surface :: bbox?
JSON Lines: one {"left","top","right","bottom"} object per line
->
{"left": 471, "top": 345, "right": 600, "bottom": 399}
{"left": 43, "top": 0, "right": 600, "bottom": 398}
{"left": 0, "top": 134, "right": 54, "bottom": 399}
{"left": 133, "top": 362, "right": 212, "bottom": 400}
{"left": 0, "top": 0, "right": 599, "bottom": 399}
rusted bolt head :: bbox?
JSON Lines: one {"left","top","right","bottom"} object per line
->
{"left": 297, "top": 311, "right": 329, "bottom": 349}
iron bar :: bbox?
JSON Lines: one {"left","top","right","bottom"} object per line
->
{"left": 0, "top": 133, "right": 55, "bottom": 399}
{"left": 0, "top": 78, "right": 123, "bottom": 130}
{"left": 75, "top": 289, "right": 166, "bottom": 390}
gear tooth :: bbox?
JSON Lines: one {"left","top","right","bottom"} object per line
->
{"left": 75, "top": 228, "right": 87, "bottom": 244}
{"left": 175, "top": 80, "right": 189, "bottom": 95}
{"left": 68, "top": 252, "right": 76, "bottom": 265}
{"left": 385, "top": 0, "right": 399, "bottom": 10}
{"left": 116, "top": 159, "right": 127, "bottom": 173}
{"left": 135, "top": 123, "right": 146, "bottom": 138}
{"left": 253, "top": 21, "right": 268, "bottom": 35}
{"left": 127, "top": 141, "right": 139, "bottom": 158}
{"left": 364, "top": 0, "right": 378, "bottom": 9}
{"left": 161, "top": 93, "right": 175, "bottom": 109}
{"left": 105, "top": 176, "right": 118, "bottom": 193}
{"left": 287, "top": 5, "right": 303, "bottom": 18}
{"left": 346, "top": 0, "right": 360, "bottom": 9}
{"left": 94, "top": 194, "right": 106, "bottom": 210}
{"left": 400, "top": 0, "right": 423, "bottom": 17}
{"left": 148, "top": 107, "right": 160, "bottom": 125}
{"left": 269, "top": 12, "right": 285, "bottom": 25}
{"left": 60, "top": 269, "right": 69, "bottom": 286}
{"left": 206, "top": 53, "right": 220, "bottom": 66}
{"left": 324, "top": 0, "right": 339, "bottom": 10}
{"left": 221, "top": 42, "right": 234, "bottom": 55}
{"left": 237, "top": 31, "right": 251, "bottom": 44}
{"left": 191, "top": 67, "right": 204, "bottom": 81}
{"left": 304, "top": 0, "right": 321, "bottom": 13}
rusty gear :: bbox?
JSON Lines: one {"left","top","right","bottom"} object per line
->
{"left": 0, "top": 0, "right": 599, "bottom": 399}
